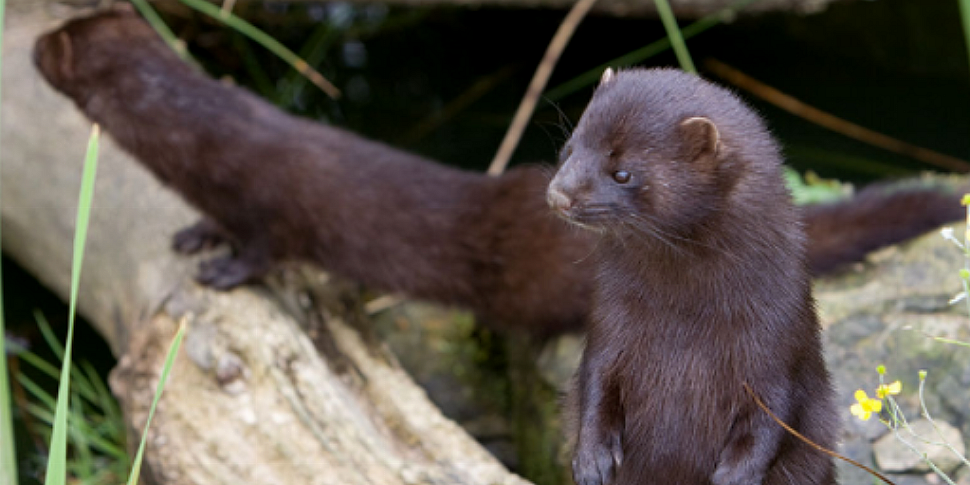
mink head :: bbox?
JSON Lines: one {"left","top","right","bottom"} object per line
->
{"left": 33, "top": 4, "right": 176, "bottom": 104}
{"left": 547, "top": 68, "right": 777, "bottom": 240}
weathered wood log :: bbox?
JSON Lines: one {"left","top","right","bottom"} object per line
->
{"left": 1, "top": 2, "right": 531, "bottom": 484}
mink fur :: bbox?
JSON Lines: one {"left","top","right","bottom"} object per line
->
{"left": 548, "top": 68, "right": 836, "bottom": 484}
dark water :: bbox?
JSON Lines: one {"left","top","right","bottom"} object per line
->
{"left": 185, "top": 0, "right": 970, "bottom": 182}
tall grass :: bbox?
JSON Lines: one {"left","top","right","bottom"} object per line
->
{"left": 3, "top": 118, "right": 184, "bottom": 484}
{"left": 12, "top": 313, "right": 129, "bottom": 482}
{"left": 128, "top": 0, "right": 191, "bottom": 62}
{"left": 0, "top": 0, "right": 17, "bottom": 483}
{"left": 5, "top": 122, "right": 185, "bottom": 485}
{"left": 127, "top": 319, "right": 185, "bottom": 485}
{"left": 652, "top": 0, "right": 695, "bottom": 73}
{"left": 43, "top": 124, "right": 101, "bottom": 485}
{"left": 959, "top": 0, "right": 970, "bottom": 76}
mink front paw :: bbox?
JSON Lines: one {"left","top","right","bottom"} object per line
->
{"left": 196, "top": 255, "right": 259, "bottom": 290}
{"left": 173, "top": 219, "right": 227, "bottom": 254}
{"left": 572, "top": 434, "right": 622, "bottom": 485}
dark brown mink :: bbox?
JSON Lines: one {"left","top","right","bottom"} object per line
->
{"left": 34, "top": 8, "right": 962, "bottom": 340}
{"left": 32, "top": 6, "right": 592, "bottom": 337}
{"left": 548, "top": 68, "right": 836, "bottom": 485}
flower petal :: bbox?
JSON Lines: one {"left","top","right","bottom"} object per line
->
{"left": 851, "top": 403, "right": 871, "bottom": 421}
{"left": 877, "top": 381, "right": 902, "bottom": 398}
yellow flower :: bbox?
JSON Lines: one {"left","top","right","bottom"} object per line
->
{"left": 876, "top": 380, "right": 902, "bottom": 399}
{"left": 850, "top": 390, "right": 883, "bottom": 421}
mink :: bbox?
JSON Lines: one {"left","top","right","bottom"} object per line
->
{"left": 548, "top": 68, "right": 836, "bottom": 484}
{"left": 32, "top": 6, "right": 592, "bottom": 337}
{"left": 34, "top": 8, "right": 963, "bottom": 339}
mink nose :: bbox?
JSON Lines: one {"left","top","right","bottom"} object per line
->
{"left": 547, "top": 187, "right": 574, "bottom": 212}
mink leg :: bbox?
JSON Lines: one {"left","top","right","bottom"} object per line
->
{"left": 173, "top": 218, "right": 228, "bottom": 254}
{"left": 713, "top": 387, "right": 789, "bottom": 485}
{"left": 571, "top": 352, "right": 623, "bottom": 485}
{"left": 195, "top": 242, "right": 272, "bottom": 290}
{"left": 573, "top": 428, "right": 622, "bottom": 485}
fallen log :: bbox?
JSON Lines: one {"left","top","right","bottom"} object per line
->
{"left": 1, "top": 3, "right": 531, "bottom": 484}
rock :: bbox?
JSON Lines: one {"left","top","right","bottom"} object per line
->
{"left": 873, "top": 419, "right": 966, "bottom": 474}
{"left": 536, "top": 334, "right": 584, "bottom": 392}
{"left": 818, "top": 213, "right": 970, "bottom": 485}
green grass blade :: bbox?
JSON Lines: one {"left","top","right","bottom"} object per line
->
{"left": 24, "top": 402, "right": 56, "bottom": 429}
{"left": 7, "top": 343, "right": 62, "bottom": 384}
{"left": 232, "top": 34, "right": 278, "bottom": 99}
{"left": 33, "top": 311, "right": 64, "bottom": 364}
{"left": 128, "top": 0, "right": 193, "bottom": 62}
{"left": 68, "top": 400, "right": 95, "bottom": 481}
{"left": 19, "top": 384, "right": 127, "bottom": 463}
{"left": 69, "top": 124, "right": 100, "bottom": 349}
{"left": 44, "top": 124, "right": 101, "bottom": 485}
{"left": 31, "top": 312, "right": 103, "bottom": 406}
{"left": 652, "top": 0, "right": 695, "bottom": 73}
{"left": 275, "top": 21, "right": 342, "bottom": 106}
{"left": 932, "top": 336, "right": 970, "bottom": 347}
{"left": 17, "top": 374, "right": 57, "bottom": 412}
{"left": 959, "top": 0, "right": 970, "bottom": 74}
{"left": 0, "top": 0, "right": 17, "bottom": 481}
{"left": 80, "top": 361, "right": 124, "bottom": 434}
{"left": 43, "top": 335, "right": 71, "bottom": 484}
{"left": 545, "top": 0, "right": 759, "bottom": 101}
{"left": 127, "top": 320, "right": 186, "bottom": 485}
{"left": 176, "top": 0, "right": 341, "bottom": 98}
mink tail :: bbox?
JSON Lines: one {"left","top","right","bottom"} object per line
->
{"left": 804, "top": 180, "right": 964, "bottom": 275}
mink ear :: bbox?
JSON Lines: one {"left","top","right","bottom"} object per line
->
{"left": 54, "top": 31, "right": 76, "bottom": 83}
{"left": 678, "top": 116, "right": 720, "bottom": 164}
{"left": 600, "top": 68, "right": 616, "bottom": 86}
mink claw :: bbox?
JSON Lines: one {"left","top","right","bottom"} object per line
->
{"left": 572, "top": 441, "right": 618, "bottom": 485}
{"left": 195, "top": 256, "right": 254, "bottom": 290}
{"left": 172, "top": 219, "right": 227, "bottom": 254}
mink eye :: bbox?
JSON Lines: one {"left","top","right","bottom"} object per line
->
{"left": 612, "top": 170, "right": 631, "bottom": 184}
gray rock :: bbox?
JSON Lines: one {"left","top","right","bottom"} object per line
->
{"left": 819, "top": 213, "right": 970, "bottom": 485}
{"left": 369, "top": 181, "right": 970, "bottom": 484}
{"left": 873, "top": 419, "right": 966, "bottom": 474}
{"left": 536, "top": 334, "right": 584, "bottom": 392}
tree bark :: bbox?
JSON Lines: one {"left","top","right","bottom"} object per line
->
{"left": 2, "top": 2, "right": 531, "bottom": 484}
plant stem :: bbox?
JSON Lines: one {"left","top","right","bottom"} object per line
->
{"left": 652, "top": 0, "right": 695, "bottom": 73}
{"left": 544, "top": 0, "right": 760, "bottom": 102}
{"left": 0, "top": 0, "right": 17, "bottom": 482}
